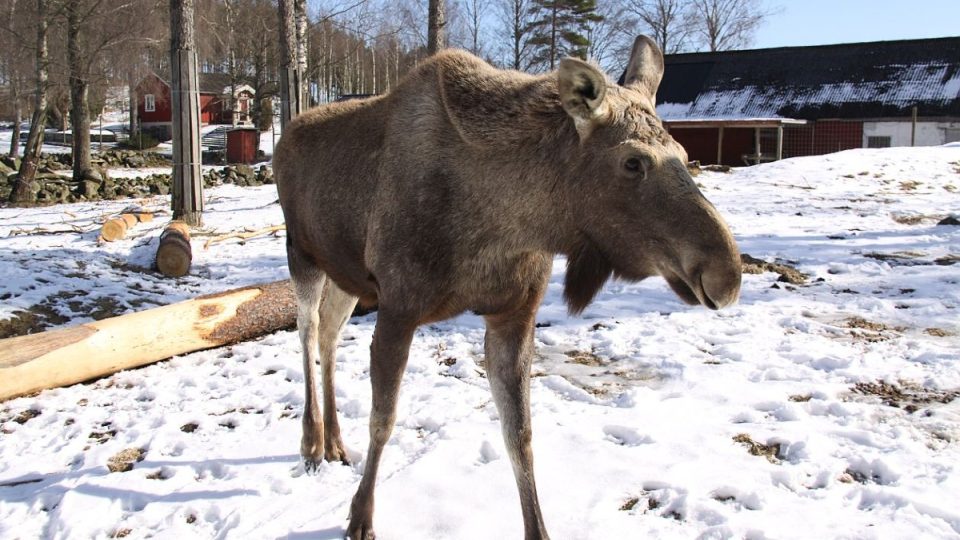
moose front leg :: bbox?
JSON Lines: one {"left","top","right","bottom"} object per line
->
{"left": 346, "top": 310, "right": 416, "bottom": 540}
{"left": 484, "top": 297, "right": 550, "bottom": 540}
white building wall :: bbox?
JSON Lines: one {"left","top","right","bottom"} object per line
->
{"left": 863, "top": 121, "right": 960, "bottom": 147}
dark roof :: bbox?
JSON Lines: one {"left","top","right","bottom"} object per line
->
{"left": 651, "top": 37, "right": 960, "bottom": 120}
{"left": 140, "top": 71, "right": 253, "bottom": 95}
{"left": 198, "top": 72, "right": 234, "bottom": 94}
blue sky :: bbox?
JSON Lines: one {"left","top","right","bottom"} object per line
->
{"left": 754, "top": 0, "right": 960, "bottom": 48}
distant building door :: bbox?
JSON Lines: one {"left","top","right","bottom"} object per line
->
{"left": 867, "top": 135, "right": 892, "bottom": 148}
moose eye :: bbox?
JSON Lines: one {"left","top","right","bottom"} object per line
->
{"left": 623, "top": 157, "right": 644, "bottom": 176}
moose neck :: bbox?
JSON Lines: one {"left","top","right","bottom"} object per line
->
{"left": 435, "top": 71, "right": 584, "bottom": 255}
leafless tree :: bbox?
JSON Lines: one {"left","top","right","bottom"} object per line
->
{"left": 2, "top": 0, "right": 30, "bottom": 157}
{"left": 278, "top": 0, "right": 306, "bottom": 127}
{"left": 459, "top": 0, "right": 488, "bottom": 56}
{"left": 494, "top": 0, "right": 535, "bottom": 70}
{"left": 427, "top": 0, "right": 446, "bottom": 55}
{"left": 626, "top": 0, "right": 695, "bottom": 54}
{"left": 691, "top": 0, "right": 768, "bottom": 52}
{"left": 10, "top": 0, "right": 52, "bottom": 204}
{"left": 56, "top": 0, "right": 160, "bottom": 182}
{"left": 585, "top": 1, "right": 636, "bottom": 73}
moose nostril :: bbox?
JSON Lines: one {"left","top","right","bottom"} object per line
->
{"left": 699, "top": 264, "right": 741, "bottom": 310}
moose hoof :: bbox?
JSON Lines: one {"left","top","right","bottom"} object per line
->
{"left": 325, "top": 441, "right": 350, "bottom": 465}
{"left": 345, "top": 520, "right": 375, "bottom": 540}
{"left": 303, "top": 456, "right": 324, "bottom": 476}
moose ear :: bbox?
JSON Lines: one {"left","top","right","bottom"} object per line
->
{"left": 558, "top": 57, "right": 608, "bottom": 128}
{"left": 621, "top": 35, "right": 664, "bottom": 98}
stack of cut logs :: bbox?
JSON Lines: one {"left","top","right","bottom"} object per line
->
{"left": 99, "top": 211, "right": 154, "bottom": 242}
{"left": 100, "top": 213, "right": 194, "bottom": 278}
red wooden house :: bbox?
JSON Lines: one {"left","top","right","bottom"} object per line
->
{"left": 135, "top": 72, "right": 255, "bottom": 140}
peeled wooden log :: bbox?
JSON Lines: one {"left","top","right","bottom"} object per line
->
{"left": 156, "top": 221, "right": 192, "bottom": 277}
{"left": 0, "top": 281, "right": 296, "bottom": 402}
{"left": 99, "top": 212, "right": 155, "bottom": 242}
{"left": 100, "top": 214, "right": 139, "bottom": 242}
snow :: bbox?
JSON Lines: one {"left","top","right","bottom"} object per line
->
{"left": 1, "top": 146, "right": 960, "bottom": 539}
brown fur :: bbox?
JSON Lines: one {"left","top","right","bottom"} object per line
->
{"left": 274, "top": 36, "right": 741, "bottom": 539}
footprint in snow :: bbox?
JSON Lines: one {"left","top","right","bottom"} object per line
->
{"left": 603, "top": 425, "right": 653, "bottom": 446}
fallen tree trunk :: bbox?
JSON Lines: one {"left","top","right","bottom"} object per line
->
{"left": 0, "top": 280, "right": 296, "bottom": 402}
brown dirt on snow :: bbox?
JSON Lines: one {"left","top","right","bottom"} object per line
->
{"left": 849, "top": 380, "right": 959, "bottom": 413}
{"left": 740, "top": 254, "right": 807, "bottom": 285}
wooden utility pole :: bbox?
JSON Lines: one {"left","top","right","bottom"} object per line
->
{"left": 911, "top": 106, "right": 918, "bottom": 147}
{"left": 278, "top": 0, "right": 303, "bottom": 130}
{"left": 427, "top": 0, "right": 446, "bottom": 55}
{"left": 170, "top": 0, "right": 203, "bottom": 226}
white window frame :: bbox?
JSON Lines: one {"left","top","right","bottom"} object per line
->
{"left": 144, "top": 94, "right": 156, "bottom": 113}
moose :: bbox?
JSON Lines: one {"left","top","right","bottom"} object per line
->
{"left": 274, "top": 35, "right": 742, "bottom": 539}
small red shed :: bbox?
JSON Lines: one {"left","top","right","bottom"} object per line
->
{"left": 226, "top": 128, "right": 259, "bottom": 164}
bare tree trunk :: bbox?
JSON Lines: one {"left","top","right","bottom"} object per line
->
{"left": 8, "top": 83, "right": 21, "bottom": 158}
{"left": 10, "top": 0, "right": 49, "bottom": 205}
{"left": 278, "top": 0, "right": 303, "bottom": 129}
{"left": 170, "top": 0, "right": 203, "bottom": 226}
{"left": 66, "top": 0, "right": 96, "bottom": 183}
{"left": 127, "top": 69, "right": 138, "bottom": 137}
{"left": 427, "top": 0, "right": 445, "bottom": 55}
{"left": 5, "top": 0, "right": 20, "bottom": 158}
{"left": 225, "top": 0, "right": 238, "bottom": 126}
{"left": 371, "top": 48, "right": 377, "bottom": 94}
{"left": 295, "top": 0, "right": 307, "bottom": 105}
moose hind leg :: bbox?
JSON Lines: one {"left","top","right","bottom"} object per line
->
{"left": 316, "top": 279, "right": 358, "bottom": 463}
{"left": 291, "top": 266, "right": 327, "bottom": 474}
{"left": 484, "top": 306, "right": 550, "bottom": 539}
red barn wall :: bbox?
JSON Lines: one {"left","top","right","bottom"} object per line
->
{"left": 200, "top": 95, "right": 217, "bottom": 124}
{"left": 667, "top": 120, "right": 865, "bottom": 165}
{"left": 783, "top": 121, "right": 863, "bottom": 158}
{"left": 668, "top": 127, "right": 755, "bottom": 166}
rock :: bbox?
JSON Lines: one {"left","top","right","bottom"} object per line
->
{"left": 11, "top": 179, "right": 43, "bottom": 204}
{"left": 0, "top": 155, "right": 18, "bottom": 170}
{"left": 0, "top": 160, "right": 13, "bottom": 176}
{"left": 124, "top": 154, "right": 146, "bottom": 168}
{"left": 78, "top": 179, "right": 102, "bottom": 197}
{"left": 257, "top": 165, "right": 274, "bottom": 184}
{"left": 937, "top": 216, "right": 960, "bottom": 226}
{"left": 80, "top": 168, "right": 103, "bottom": 182}
{"left": 235, "top": 164, "right": 254, "bottom": 179}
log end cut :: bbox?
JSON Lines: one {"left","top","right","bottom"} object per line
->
{"left": 156, "top": 221, "right": 193, "bottom": 277}
{"left": 100, "top": 214, "right": 139, "bottom": 242}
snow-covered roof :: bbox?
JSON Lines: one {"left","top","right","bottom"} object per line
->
{"left": 651, "top": 37, "right": 960, "bottom": 121}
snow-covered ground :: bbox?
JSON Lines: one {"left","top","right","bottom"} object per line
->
{"left": 1, "top": 146, "right": 959, "bottom": 539}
